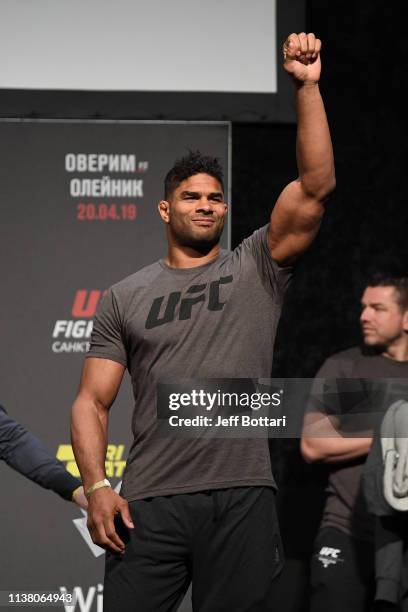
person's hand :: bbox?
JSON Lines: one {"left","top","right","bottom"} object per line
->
{"left": 283, "top": 32, "right": 322, "bottom": 85}
{"left": 72, "top": 486, "right": 88, "bottom": 510}
{"left": 87, "top": 487, "right": 134, "bottom": 554}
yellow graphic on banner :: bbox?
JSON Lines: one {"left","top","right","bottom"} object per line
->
{"left": 56, "top": 444, "right": 126, "bottom": 477}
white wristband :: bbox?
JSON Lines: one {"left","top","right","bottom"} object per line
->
{"left": 85, "top": 478, "right": 111, "bottom": 499}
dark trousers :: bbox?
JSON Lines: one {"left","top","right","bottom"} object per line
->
{"left": 310, "top": 527, "right": 375, "bottom": 612}
{"left": 104, "top": 486, "right": 284, "bottom": 612}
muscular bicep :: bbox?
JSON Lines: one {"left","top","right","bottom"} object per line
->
{"left": 268, "top": 180, "right": 325, "bottom": 265}
{"left": 77, "top": 357, "right": 125, "bottom": 412}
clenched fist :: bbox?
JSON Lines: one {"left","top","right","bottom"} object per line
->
{"left": 283, "top": 32, "right": 322, "bottom": 84}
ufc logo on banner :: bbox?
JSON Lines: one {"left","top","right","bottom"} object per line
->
{"left": 71, "top": 290, "right": 106, "bottom": 318}
{"left": 145, "top": 275, "right": 233, "bottom": 329}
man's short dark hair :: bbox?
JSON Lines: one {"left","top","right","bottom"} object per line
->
{"left": 164, "top": 151, "right": 224, "bottom": 200}
{"left": 366, "top": 272, "right": 408, "bottom": 310}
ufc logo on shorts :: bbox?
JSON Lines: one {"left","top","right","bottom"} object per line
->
{"left": 319, "top": 546, "right": 341, "bottom": 558}
{"left": 145, "top": 275, "right": 233, "bottom": 329}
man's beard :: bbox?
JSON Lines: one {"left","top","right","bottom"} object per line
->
{"left": 362, "top": 331, "right": 399, "bottom": 353}
{"left": 363, "top": 337, "right": 387, "bottom": 352}
{"left": 170, "top": 221, "right": 224, "bottom": 254}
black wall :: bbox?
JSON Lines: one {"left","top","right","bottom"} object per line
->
{"left": 233, "top": 0, "right": 407, "bottom": 378}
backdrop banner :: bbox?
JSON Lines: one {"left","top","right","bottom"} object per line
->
{"left": 0, "top": 120, "right": 230, "bottom": 612}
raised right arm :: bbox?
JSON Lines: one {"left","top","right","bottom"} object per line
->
{"left": 71, "top": 357, "right": 134, "bottom": 553}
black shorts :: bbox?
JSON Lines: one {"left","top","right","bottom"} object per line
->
{"left": 104, "top": 486, "right": 284, "bottom": 612}
{"left": 310, "top": 526, "right": 375, "bottom": 612}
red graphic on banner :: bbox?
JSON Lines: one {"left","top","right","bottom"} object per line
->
{"left": 72, "top": 290, "right": 104, "bottom": 318}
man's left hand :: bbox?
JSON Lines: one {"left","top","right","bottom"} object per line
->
{"left": 283, "top": 32, "right": 322, "bottom": 84}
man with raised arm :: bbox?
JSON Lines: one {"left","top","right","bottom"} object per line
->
{"left": 71, "top": 32, "right": 335, "bottom": 611}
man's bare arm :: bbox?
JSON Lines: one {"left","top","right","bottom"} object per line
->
{"left": 71, "top": 357, "right": 134, "bottom": 554}
{"left": 300, "top": 411, "right": 373, "bottom": 464}
{"left": 269, "top": 33, "right": 336, "bottom": 265}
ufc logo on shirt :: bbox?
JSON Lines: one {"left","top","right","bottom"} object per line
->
{"left": 145, "top": 275, "right": 233, "bottom": 329}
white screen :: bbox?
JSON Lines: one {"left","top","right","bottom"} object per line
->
{"left": 0, "top": 0, "right": 277, "bottom": 93}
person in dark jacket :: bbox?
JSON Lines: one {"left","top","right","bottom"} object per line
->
{"left": 0, "top": 404, "right": 87, "bottom": 509}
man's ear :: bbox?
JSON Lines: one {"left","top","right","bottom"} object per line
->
{"left": 158, "top": 200, "right": 170, "bottom": 223}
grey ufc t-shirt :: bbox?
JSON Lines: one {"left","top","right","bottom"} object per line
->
{"left": 87, "top": 224, "right": 291, "bottom": 502}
